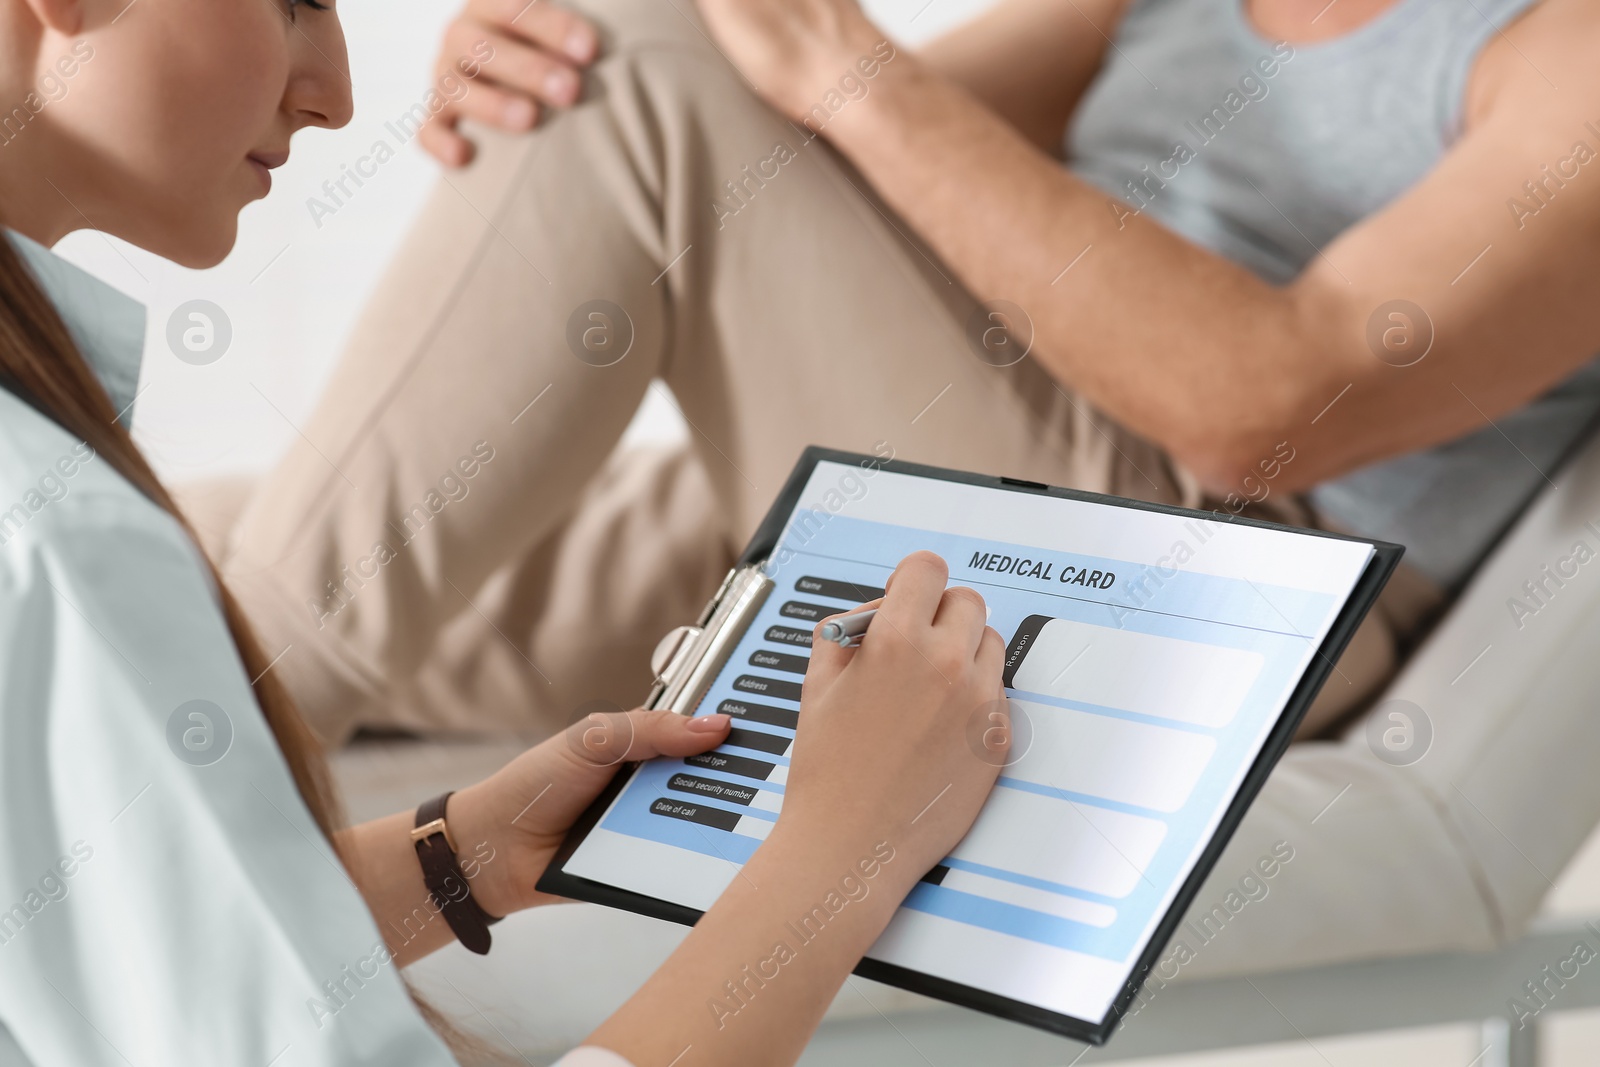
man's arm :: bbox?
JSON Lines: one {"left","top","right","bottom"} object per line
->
{"left": 697, "top": 0, "right": 1600, "bottom": 495}
{"left": 916, "top": 0, "right": 1133, "bottom": 154}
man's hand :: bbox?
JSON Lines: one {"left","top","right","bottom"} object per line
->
{"left": 693, "top": 0, "right": 887, "bottom": 123}
{"left": 422, "top": 0, "right": 602, "bottom": 167}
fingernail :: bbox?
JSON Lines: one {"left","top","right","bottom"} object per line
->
{"left": 565, "top": 29, "right": 596, "bottom": 63}
{"left": 504, "top": 98, "right": 536, "bottom": 127}
{"left": 687, "top": 713, "right": 731, "bottom": 732}
{"left": 544, "top": 68, "right": 577, "bottom": 104}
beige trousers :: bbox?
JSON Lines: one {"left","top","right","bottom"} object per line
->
{"left": 223, "top": 0, "right": 1426, "bottom": 748}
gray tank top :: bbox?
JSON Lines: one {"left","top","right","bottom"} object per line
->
{"left": 1066, "top": 0, "right": 1600, "bottom": 590}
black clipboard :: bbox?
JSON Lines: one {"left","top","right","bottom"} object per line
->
{"left": 538, "top": 446, "right": 1403, "bottom": 1047}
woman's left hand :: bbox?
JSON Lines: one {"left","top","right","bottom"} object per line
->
{"left": 446, "top": 709, "right": 732, "bottom": 917}
{"left": 692, "top": 0, "right": 888, "bottom": 123}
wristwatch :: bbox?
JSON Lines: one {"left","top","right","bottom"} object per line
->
{"left": 410, "top": 791, "right": 501, "bottom": 955}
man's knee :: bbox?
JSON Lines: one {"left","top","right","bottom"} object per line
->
{"left": 562, "top": 0, "right": 720, "bottom": 61}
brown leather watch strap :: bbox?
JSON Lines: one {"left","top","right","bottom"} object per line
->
{"left": 411, "top": 791, "right": 500, "bottom": 955}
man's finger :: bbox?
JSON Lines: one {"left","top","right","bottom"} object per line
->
{"left": 418, "top": 110, "right": 474, "bottom": 167}
{"left": 474, "top": 33, "right": 586, "bottom": 108}
{"left": 438, "top": 77, "right": 541, "bottom": 132}
{"left": 475, "top": 0, "right": 600, "bottom": 64}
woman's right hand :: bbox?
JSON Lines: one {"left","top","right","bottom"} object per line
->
{"left": 774, "top": 550, "right": 1009, "bottom": 887}
{"left": 583, "top": 551, "right": 1009, "bottom": 1067}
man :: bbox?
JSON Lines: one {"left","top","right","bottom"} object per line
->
{"left": 224, "top": 0, "right": 1600, "bottom": 976}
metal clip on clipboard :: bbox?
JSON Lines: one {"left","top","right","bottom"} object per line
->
{"left": 645, "top": 564, "right": 774, "bottom": 715}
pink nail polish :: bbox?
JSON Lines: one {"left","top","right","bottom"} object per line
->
{"left": 687, "top": 713, "right": 731, "bottom": 732}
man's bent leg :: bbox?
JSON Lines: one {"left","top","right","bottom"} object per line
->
{"left": 227, "top": 0, "right": 1172, "bottom": 742}
{"left": 386, "top": 444, "right": 732, "bottom": 737}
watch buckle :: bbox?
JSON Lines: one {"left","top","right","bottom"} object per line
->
{"left": 410, "top": 816, "right": 458, "bottom": 853}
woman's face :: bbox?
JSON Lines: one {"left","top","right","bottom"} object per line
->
{"left": 31, "top": 0, "right": 352, "bottom": 266}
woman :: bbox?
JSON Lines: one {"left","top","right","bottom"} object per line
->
{"left": 0, "top": 1, "right": 1007, "bottom": 1064}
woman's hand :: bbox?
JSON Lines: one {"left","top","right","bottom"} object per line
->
{"left": 447, "top": 707, "right": 732, "bottom": 918}
{"left": 770, "top": 549, "right": 1009, "bottom": 890}
{"left": 582, "top": 551, "right": 1009, "bottom": 1067}
{"left": 692, "top": 0, "right": 889, "bottom": 123}
{"left": 420, "top": 0, "right": 602, "bottom": 167}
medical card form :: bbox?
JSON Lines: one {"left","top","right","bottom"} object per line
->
{"left": 541, "top": 449, "right": 1399, "bottom": 1044}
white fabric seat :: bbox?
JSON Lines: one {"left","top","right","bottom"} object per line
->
{"left": 1176, "top": 427, "right": 1600, "bottom": 980}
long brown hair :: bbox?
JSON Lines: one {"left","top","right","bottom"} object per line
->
{"left": 0, "top": 235, "right": 487, "bottom": 1054}
{"left": 0, "top": 237, "right": 345, "bottom": 835}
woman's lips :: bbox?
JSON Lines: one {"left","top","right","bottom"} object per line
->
{"left": 248, "top": 158, "right": 272, "bottom": 193}
{"left": 247, "top": 152, "right": 289, "bottom": 195}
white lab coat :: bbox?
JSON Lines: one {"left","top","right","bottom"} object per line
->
{"left": 0, "top": 236, "right": 631, "bottom": 1067}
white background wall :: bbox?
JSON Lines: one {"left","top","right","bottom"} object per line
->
{"left": 54, "top": 0, "right": 990, "bottom": 484}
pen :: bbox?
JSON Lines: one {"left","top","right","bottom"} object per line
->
{"left": 818, "top": 608, "right": 876, "bottom": 648}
